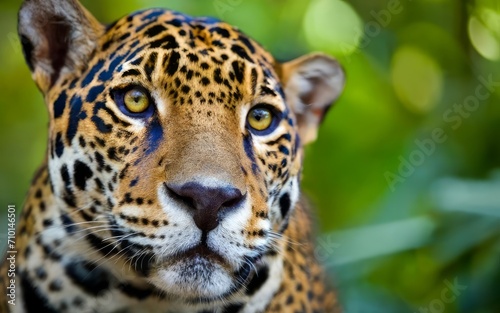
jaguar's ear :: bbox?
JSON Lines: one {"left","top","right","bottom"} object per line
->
{"left": 18, "top": 0, "right": 104, "bottom": 93}
{"left": 279, "top": 53, "right": 345, "bottom": 145}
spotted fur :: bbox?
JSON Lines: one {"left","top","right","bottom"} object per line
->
{"left": 0, "top": 1, "right": 345, "bottom": 312}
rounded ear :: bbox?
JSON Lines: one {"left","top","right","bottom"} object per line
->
{"left": 279, "top": 53, "right": 345, "bottom": 145}
{"left": 18, "top": 0, "right": 104, "bottom": 93}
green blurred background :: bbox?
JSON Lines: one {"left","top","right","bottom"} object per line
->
{"left": 1, "top": 0, "right": 500, "bottom": 312}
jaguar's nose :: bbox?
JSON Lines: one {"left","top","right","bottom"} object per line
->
{"left": 165, "top": 182, "right": 245, "bottom": 232}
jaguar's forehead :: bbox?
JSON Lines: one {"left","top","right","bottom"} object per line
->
{"left": 97, "top": 9, "right": 278, "bottom": 84}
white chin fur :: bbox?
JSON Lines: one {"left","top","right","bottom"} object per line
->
{"left": 149, "top": 256, "right": 233, "bottom": 299}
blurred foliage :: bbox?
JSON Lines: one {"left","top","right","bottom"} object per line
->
{"left": 1, "top": 0, "right": 500, "bottom": 312}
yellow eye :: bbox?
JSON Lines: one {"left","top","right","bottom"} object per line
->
{"left": 247, "top": 107, "right": 273, "bottom": 131}
{"left": 124, "top": 88, "right": 150, "bottom": 113}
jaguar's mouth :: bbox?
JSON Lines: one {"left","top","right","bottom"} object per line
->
{"left": 171, "top": 241, "right": 227, "bottom": 267}
{"left": 149, "top": 240, "right": 263, "bottom": 301}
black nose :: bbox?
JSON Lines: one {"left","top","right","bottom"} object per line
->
{"left": 165, "top": 182, "right": 245, "bottom": 232}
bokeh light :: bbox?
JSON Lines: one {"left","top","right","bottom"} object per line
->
{"left": 303, "top": 0, "right": 362, "bottom": 56}
{"left": 468, "top": 15, "right": 500, "bottom": 61}
{"left": 391, "top": 46, "right": 443, "bottom": 114}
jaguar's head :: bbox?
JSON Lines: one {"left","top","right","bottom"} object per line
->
{"left": 19, "top": 0, "right": 344, "bottom": 301}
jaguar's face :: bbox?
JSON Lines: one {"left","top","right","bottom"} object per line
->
{"left": 19, "top": 2, "right": 344, "bottom": 301}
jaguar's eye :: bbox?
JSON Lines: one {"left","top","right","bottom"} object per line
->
{"left": 124, "top": 88, "right": 150, "bottom": 113}
{"left": 247, "top": 107, "right": 273, "bottom": 131}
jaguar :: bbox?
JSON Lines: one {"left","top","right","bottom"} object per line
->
{"left": 0, "top": 0, "right": 345, "bottom": 312}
